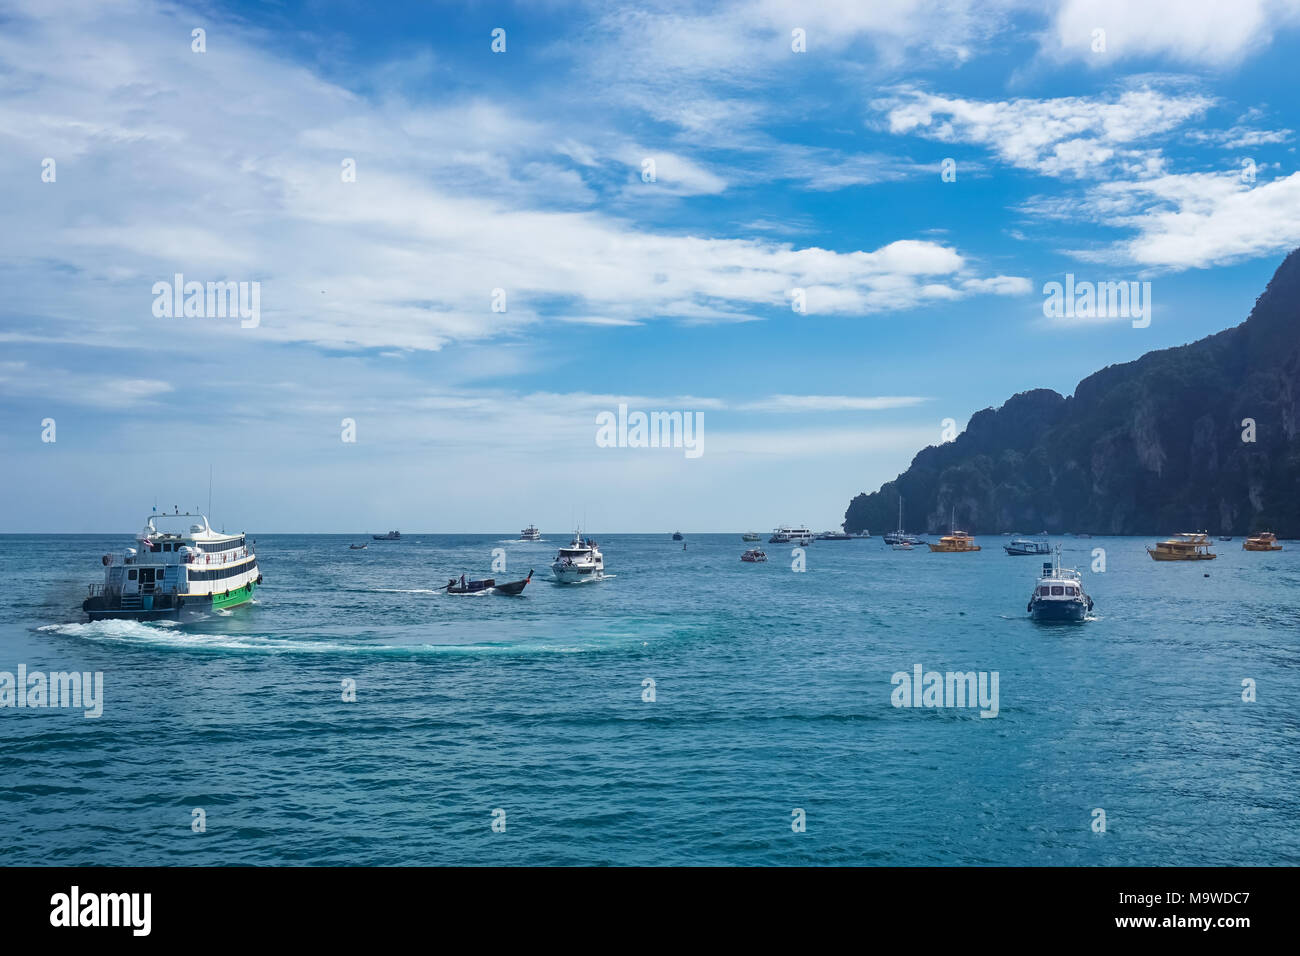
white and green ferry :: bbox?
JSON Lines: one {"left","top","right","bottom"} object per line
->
{"left": 83, "top": 511, "right": 262, "bottom": 621}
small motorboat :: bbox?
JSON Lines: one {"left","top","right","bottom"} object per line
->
{"left": 349, "top": 544, "right": 368, "bottom": 550}
{"left": 372, "top": 530, "right": 401, "bottom": 540}
{"left": 741, "top": 548, "right": 767, "bottom": 562}
{"left": 672, "top": 531, "right": 684, "bottom": 541}
{"left": 1004, "top": 538, "right": 1051, "bottom": 556}
{"left": 1027, "top": 546, "right": 1092, "bottom": 622}
{"left": 816, "top": 530, "right": 852, "bottom": 540}
{"left": 742, "top": 532, "right": 761, "bottom": 542}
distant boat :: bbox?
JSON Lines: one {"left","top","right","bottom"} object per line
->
{"left": 742, "top": 532, "right": 761, "bottom": 542}
{"left": 519, "top": 525, "right": 542, "bottom": 541}
{"left": 349, "top": 543, "right": 367, "bottom": 550}
{"left": 741, "top": 548, "right": 767, "bottom": 563}
{"left": 672, "top": 531, "right": 684, "bottom": 541}
{"left": 1004, "top": 538, "right": 1051, "bottom": 556}
{"left": 769, "top": 525, "right": 813, "bottom": 545}
{"left": 1147, "top": 532, "right": 1216, "bottom": 561}
{"left": 1243, "top": 532, "right": 1283, "bottom": 552}
{"left": 1027, "top": 546, "right": 1092, "bottom": 622}
{"left": 372, "top": 530, "right": 401, "bottom": 540}
{"left": 883, "top": 497, "right": 924, "bottom": 546}
{"left": 816, "top": 530, "right": 852, "bottom": 540}
{"left": 853, "top": 529, "right": 871, "bottom": 538}
{"left": 1219, "top": 535, "right": 1233, "bottom": 542}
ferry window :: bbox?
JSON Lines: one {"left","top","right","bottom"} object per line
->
{"left": 1038, "top": 586, "right": 1050, "bottom": 596}
{"left": 1051, "top": 586, "right": 1064, "bottom": 595}
{"left": 1066, "top": 587, "right": 1077, "bottom": 596}
{"left": 128, "top": 570, "right": 137, "bottom": 580}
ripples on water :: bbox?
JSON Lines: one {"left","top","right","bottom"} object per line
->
{"left": 2, "top": 533, "right": 1297, "bottom": 865}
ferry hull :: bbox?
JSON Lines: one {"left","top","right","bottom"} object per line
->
{"left": 551, "top": 566, "right": 602, "bottom": 583}
{"left": 83, "top": 580, "right": 257, "bottom": 621}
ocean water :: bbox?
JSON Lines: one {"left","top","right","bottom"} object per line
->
{"left": 2, "top": 532, "right": 1297, "bottom": 866}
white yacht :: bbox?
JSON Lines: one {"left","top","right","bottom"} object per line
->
{"left": 519, "top": 524, "right": 542, "bottom": 541}
{"left": 551, "top": 530, "right": 604, "bottom": 583}
{"left": 83, "top": 510, "right": 262, "bottom": 620}
{"left": 1027, "top": 546, "right": 1093, "bottom": 622}
{"left": 768, "top": 525, "right": 813, "bottom": 545}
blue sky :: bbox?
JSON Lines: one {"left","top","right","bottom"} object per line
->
{"left": 2, "top": 0, "right": 1299, "bottom": 532}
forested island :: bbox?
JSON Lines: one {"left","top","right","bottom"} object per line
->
{"left": 844, "top": 249, "right": 1300, "bottom": 537}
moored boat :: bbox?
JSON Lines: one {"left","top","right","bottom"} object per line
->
{"left": 1147, "top": 532, "right": 1216, "bottom": 561}
{"left": 1004, "top": 537, "right": 1051, "bottom": 556}
{"left": 741, "top": 548, "right": 767, "bottom": 563}
{"left": 552, "top": 530, "right": 604, "bottom": 583}
{"left": 82, "top": 511, "right": 261, "bottom": 621}
{"left": 1243, "top": 532, "right": 1283, "bottom": 551}
{"left": 769, "top": 525, "right": 813, "bottom": 545}
{"left": 1027, "top": 546, "right": 1092, "bottom": 622}
{"left": 928, "top": 531, "right": 980, "bottom": 552}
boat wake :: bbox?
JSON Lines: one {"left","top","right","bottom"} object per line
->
{"left": 37, "top": 620, "right": 612, "bottom": 655}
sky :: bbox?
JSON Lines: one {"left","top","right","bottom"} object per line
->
{"left": 2, "top": 0, "right": 1299, "bottom": 533}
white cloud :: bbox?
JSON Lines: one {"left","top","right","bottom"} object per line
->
{"left": 878, "top": 85, "right": 1214, "bottom": 178}
{"left": 0, "top": 0, "right": 1029, "bottom": 356}
{"left": 1045, "top": 0, "right": 1300, "bottom": 66}
{"left": 1020, "top": 170, "right": 1300, "bottom": 270}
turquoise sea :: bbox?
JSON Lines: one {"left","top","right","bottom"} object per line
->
{"left": 2, "top": 532, "right": 1297, "bottom": 865}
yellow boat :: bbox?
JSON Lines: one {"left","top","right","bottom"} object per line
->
{"left": 927, "top": 531, "right": 980, "bottom": 553}
{"left": 1147, "top": 532, "right": 1216, "bottom": 561}
{"left": 1243, "top": 532, "right": 1283, "bottom": 551}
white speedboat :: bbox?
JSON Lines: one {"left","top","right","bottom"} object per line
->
{"left": 1027, "top": 546, "right": 1092, "bottom": 622}
{"left": 551, "top": 530, "right": 604, "bottom": 583}
{"left": 519, "top": 524, "right": 541, "bottom": 541}
{"left": 82, "top": 511, "right": 262, "bottom": 621}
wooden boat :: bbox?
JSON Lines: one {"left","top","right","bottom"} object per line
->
{"left": 493, "top": 570, "right": 533, "bottom": 595}
{"left": 1243, "top": 532, "right": 1283, "bottom": 552}
{"left": 1147, "top": 532, "right": 1216, "bottom": 561}
{"left": 928, "top": 531, "right": 980, "bottom": 552}
{"left": 446, "top": 576, "right": 495, "bottom": 593}
{"left": 445, "top": 570, "right": 533, "bottom": 594}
